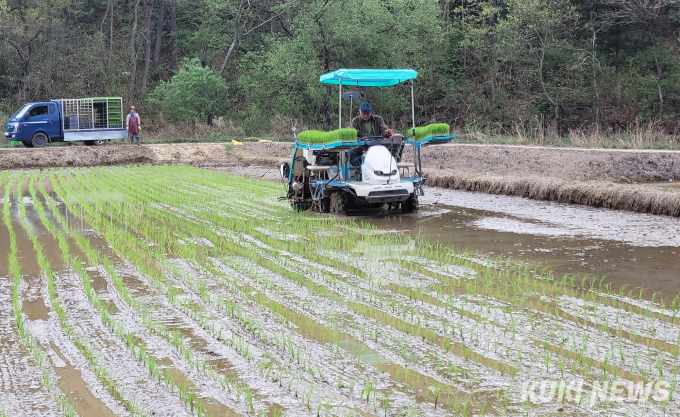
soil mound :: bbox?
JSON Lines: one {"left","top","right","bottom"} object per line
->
{"left": 0, "top": 145, "right": 157, "bottom": 169}
{"left": 406, "top": 145, "right": 680, "bottom": 183}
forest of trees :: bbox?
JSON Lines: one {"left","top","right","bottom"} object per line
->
{"left": 1, "top": 0, "right": 679, "bottom": 138}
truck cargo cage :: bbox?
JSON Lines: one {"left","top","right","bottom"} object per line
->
{"left": 51, "top": 97, "right": 128, "bottom": 143}
{"left": 53, "top": 97, "right": 124, "bottom": 131}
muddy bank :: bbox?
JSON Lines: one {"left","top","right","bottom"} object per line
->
{"left": 425, "top": 173, "right": 680, "bottom": 216}
{"left": 412, "top": 144, "right": 680, "bottom": 183}
{"left": 411, "top": 145, "right": 680, "bottom": 216}
{"left": 0, "top": 142, "right": 290, "bottom": 171}
{"left": 0, "top": 145, "right": 158, "bottom": 169}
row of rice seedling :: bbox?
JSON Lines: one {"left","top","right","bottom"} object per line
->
{"left": 153, "top": 165, "right": 680, "bottom": 414}
{"left": 16, "top": 164, "right": 678, "bottom": 416}
{"left": 29, "top": 171, "right": 210, "bottom": 416}
{"left": 1, "top": 176, "right": 79, "bottom": 417}
{"left": 46, "top": 169, "right": 231, "bottom": 417}
{"left": 317, "top": 247, "right": 672, "bottom": 380}
{"left": 53, "top": 168, "right": 307, "bottom": 416}
{"left": 74, "top": 167, "right": 584, "bottom": 412}
{"left": 0, "top": 183, "right": 65, "bottom": 417}
{"left": 99, "top": 164, "right": 680, "bottom": 414}
{"left": 22, "top": 173, "right": 146, "bottom": 416}
{"left": 72, "top": 167, "right": 393, "bottom": 415}
{"left": 62, "top": 166, "right": 452, "bottom": 412}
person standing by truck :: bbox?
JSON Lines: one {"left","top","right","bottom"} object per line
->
{"left": 126, "top": 106, "right": 141, "bottom": 145}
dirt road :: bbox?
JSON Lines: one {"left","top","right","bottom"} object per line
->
{"left": 2, "top": 141, "right": 680, "bottom": 216}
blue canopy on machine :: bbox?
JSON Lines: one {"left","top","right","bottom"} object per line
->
{"left": 319, "top": 68, "right": 418, "bottom": 87}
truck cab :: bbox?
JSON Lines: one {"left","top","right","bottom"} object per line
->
{"left": 5, "top": 102, "right": 61, "bottom": 147}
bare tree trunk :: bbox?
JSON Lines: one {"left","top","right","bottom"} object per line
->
{"left": 538, "top": 48, "right": 558, "bottom": 131}
{"left": 461, "top": 0, "right": 466, "bottom": 69}
{"left": 129, "top": 0, "right": 141, "bottom": 102}
{"left": 108, "top": 0, "right": 114, "bottom": 71}
{"left": 142, "top": 0, "right": 152, "bottom": 90}
{"left": 653, "top": 46, "right": 663, "bottom": 116}
{"left": 316, "top": 19, "right": 332, "bottom": 130}
{"left": 220, "top": 0, "right": 246, "bottom": 75}
{"left": 428, "top": 47, "right": 435, "bottom": 86}
{"left": 490, "top": 70, "right": 496, "bottom": 105}
{"left": 590, "top": 16, "right": 600, "bottom": 126}
{"left": 170, "top": 0, "right": 177, "bottom": 70}
{"left": 44, "top": 9, "right": 54, "bottom": 95}
{"left": 154, "top": 0, "right": 165, "bottom": 63}
{"left": 614, "top": 40, "right": 622, "bottom": 107}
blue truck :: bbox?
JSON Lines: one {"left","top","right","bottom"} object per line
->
{"left": 4, "top": 97, "right": 128, "bottom": 148}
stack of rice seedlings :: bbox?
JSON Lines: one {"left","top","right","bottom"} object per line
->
{"left": 298, "top": 128, "right": 357, "bottom": 144}
{"left": 404, "top": 124, "right": 450, "bottom": 141}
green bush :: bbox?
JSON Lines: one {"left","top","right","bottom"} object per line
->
{"left": 298, "top": 128, "right": 357, "bottom": 144}
{"left": 403, "top": 123, "right": 450, "bottom": 140}
{"left": 150, "top": 58, "right": 228, "bottom": 125}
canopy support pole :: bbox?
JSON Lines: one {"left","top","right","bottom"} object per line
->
{"left": 410, "top": 80, "right": 415, "bottom": 139}
{"left": 411, "top": 79, "right": 423, "bottom": 192}
{"left": 338, "top": 79, "right": 342, "bottom": 130}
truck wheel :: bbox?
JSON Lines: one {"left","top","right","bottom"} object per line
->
{"left": 402, "top": 193, "right": 419, "bottom": 213}
{"left": 22, "top": 141, "right": 34, "bottom": 148}
{"left": 329, "top": 192, "right": 345, "bottom": 215}
{"left": 93, "top": 140, "right": 106, "bottom": 146}
{"left": 31, "top": 133, "right": 48, "bottom": 148}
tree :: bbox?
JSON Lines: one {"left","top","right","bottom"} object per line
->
{"left": 237, "top": 0, "right": 443, "bottom": 130}
{"left": 219, "top": 0, "right": 290, "bottom": 75}
{"left": 170, "top": 0, "right": 177, "bottom": 69}
{"left": 141, "top": 0, "right": 152, "bottom": 91}
{"left": 153, "top": 0, "right": 165, "bottom": 63}
{"left": 150, "top": 58, "right": 228, "bottom": 124}
{"left": 506, "top": 0, "right": 577, "bottom": 131}
{"left": 600, "top": 0, "right": 680, "bottom": 116}
{"left": 129, "top": 0, "right": 141, "bottom": 102}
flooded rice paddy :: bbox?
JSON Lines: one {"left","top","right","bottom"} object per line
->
{"left": 0, "top": 165, "right": 678, "bottom": 417}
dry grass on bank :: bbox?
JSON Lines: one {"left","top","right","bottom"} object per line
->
{"left": 457, "top": 118, "right": 680, "bottom": 150}
{"left": 427, "top": 172, "right": 680, "bottom": 216}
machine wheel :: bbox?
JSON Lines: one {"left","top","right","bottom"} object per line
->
{"left": 329, "top": 192, "right": 345, "bottom": 215}
{"left": 280, "top": 162, "right": 290, "bottom": 181}
{"left": 22, "top": 141, "right": 34, "bottom": 148}
{"left": 93, "top": 140, "right": 106, "bottom": 146}
{"left": 402, "top": 193, "right": 419, "bottom": 213}
{"left": 31, "top": 133, "right": 48, "bottom": 148}
{"left": 319, "top": 197, "right": 331, "bottom": 213}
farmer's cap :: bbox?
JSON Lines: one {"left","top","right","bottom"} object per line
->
{"left": 130, "top": 106, "right": 136, "bottom": 110}
{"left": 359, "top": 102, "right": 372, "bottom": 113}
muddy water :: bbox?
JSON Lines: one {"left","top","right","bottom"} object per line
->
{"left": 363, "top": 188, "right": 680, "bottom": 299}
{"left": 49, "top": 343, "right": 116, "bottom": 417}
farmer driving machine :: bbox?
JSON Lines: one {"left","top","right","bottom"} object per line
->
{"left": 280, "top": 69, "right": 454, "bottom": 215}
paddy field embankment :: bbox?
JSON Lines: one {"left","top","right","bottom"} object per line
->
{"left": 3, "top": 141, "right": 678, "bottom": 216}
